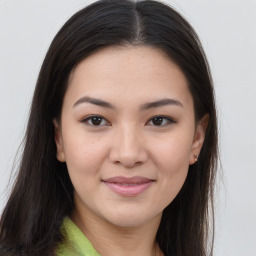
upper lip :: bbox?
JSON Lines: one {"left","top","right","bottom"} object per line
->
{"left": 103, "top": 176, "right": 154, "bottom": 184}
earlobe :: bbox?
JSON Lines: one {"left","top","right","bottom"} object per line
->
{"left": 53, "top": 119, "right": 66, "bottom": 162}
{"left": 189, "top": 114, "right": 209, "bottom": 165}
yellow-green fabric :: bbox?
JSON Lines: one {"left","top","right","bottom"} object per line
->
{"left": 56, "top": 217, "right": 101, "bottom": 256}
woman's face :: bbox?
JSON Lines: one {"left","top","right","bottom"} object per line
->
{"left": 54, "top": 46, "right": 207, "bottom": 228}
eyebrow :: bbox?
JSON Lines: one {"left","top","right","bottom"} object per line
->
{"left": 73, "top": 96, "right": 115, "bottom": 109}
{"left": 139, "top": 98, "right": 183, "bottom": 110}
{"left": 73, "top": 96, "right": 183, "bottom": 110}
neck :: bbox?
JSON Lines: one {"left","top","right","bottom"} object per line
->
{"left": 71, "top": 206, "right": 163, "bottom": 256}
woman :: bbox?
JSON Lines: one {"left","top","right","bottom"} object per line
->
{"left": 0, "top": 0, "right": 218, "bottom": 255}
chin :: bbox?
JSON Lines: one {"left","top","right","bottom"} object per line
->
{"left": 102, "top": 208, "right": 160, "bottom": 228}
{"left": 107, "top": 217, "right": 148, "bottom": 228}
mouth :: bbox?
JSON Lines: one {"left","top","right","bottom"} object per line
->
{"left": 102, "top": 176, "right": 155, "bottom": 196}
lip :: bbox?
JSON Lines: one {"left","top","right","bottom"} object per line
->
{"left": 102, "top": 176, "right": 154, "bottom": 196}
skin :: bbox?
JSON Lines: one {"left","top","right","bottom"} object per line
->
{"left": 54, "top": 46, "right": 208, "bottom": 256}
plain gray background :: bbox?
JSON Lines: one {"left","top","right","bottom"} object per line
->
{"left": 0, "top": 0, "right": 255, "bottom": 255}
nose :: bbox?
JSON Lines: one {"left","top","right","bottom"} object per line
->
{"left": 109, "top": 124, "right": 148, "bottom": 168}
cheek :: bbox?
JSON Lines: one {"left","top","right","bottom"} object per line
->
{"left": 62, "top": 130, "right": 109, "bottom": 178}
{"left": 63, "top": 136, "right": 109, "bottom": 203}
{"left": 150, "top": 135, "right": 192, "bottom": 200}
{"left": 152, "top": 134, "right": 193, "bottom": 171}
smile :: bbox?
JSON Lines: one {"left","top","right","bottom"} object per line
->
{"left": 102, "top": 176, "right": 154, "bottom": 196}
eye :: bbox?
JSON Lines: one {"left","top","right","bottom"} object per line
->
{"left": 147, "top": 115, "right": 175, "bottom": 126}
{"left": 82, "top": 115, "right": 110, "bottom": 126}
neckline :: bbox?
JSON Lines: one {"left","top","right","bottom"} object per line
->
{"left": 61, "top": 217, "right": 101, "bottom": 255}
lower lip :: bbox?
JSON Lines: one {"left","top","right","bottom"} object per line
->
{"left": 104, "top": 181, "right": 153, "bottom": 196}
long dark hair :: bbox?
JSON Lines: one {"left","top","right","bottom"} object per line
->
{"left": 0, "top": 0, "right": 218, "bottom": 255}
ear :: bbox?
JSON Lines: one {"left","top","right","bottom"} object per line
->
{"left": 53, "top": 119, "right": 66, "bottom": 162}
{"left": 189, "top": 114, "right": 209, "bottom": 165}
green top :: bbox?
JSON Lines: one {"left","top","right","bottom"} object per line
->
{"left": 56, "top": 217, "right": 101, "bottom": 256}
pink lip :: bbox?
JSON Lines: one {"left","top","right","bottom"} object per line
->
{"left": 103, "top": 176, "right": 154, "bottom": 196}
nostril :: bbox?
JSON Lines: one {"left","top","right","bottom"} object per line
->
{"left": 113, "top": 159, "right": 143, "bottom": 168}
{"left": 108, "top": 131, "right": 148, "bottom": 167}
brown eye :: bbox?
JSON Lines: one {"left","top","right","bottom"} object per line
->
{"left": 152, "top": 117, "right": 164, "bottom": 126}
{"left": 147, "top": 116, "right": 175, "bottom": 126}
{"left": 90, "top": 116, "right": 103, "bottom": 125}
{"left": 82, "top": 115, "right": 109, "bottom": 126}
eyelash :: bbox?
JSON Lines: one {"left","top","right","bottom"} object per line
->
{"left": 147, "top": 115, "right": 176, "bottom": 126}
{"left": 81, "top": 115, "right": 176, "bottom": 127}
{"left": 82, "top": 115, "right": 110, "bottom": 126}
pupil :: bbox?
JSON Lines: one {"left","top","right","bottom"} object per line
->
{"left": 92, "top": 117, "right": 102, "bottom": 125}
{"left": 153, "top": 117, "right": 163, "bottom": 125}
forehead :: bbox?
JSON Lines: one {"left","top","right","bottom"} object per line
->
{"left": 64, "top": 45, "right": 193, "bottom": 109}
